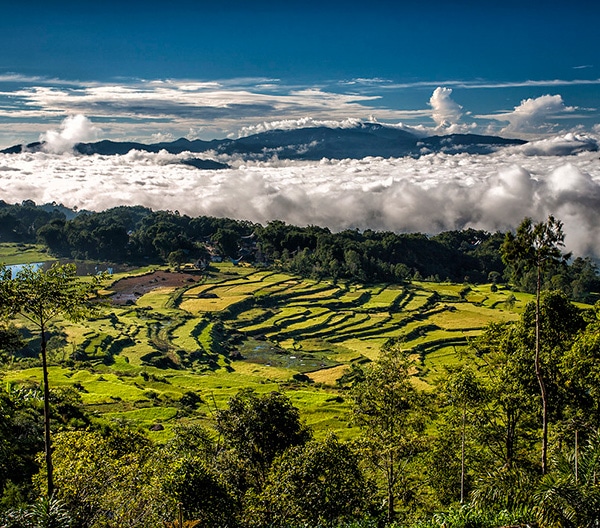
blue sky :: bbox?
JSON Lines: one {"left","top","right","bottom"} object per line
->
{"left": 1, "top": 0, "right": 598, "bottom": 147}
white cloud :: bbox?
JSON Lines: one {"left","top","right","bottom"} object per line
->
{"left": 1, "top": 75, "right": 598, "bottom": 148}
{"left": 374, "top": 78, "right": 600, "bottom": 91}
{"left": 236, "top": 117, "right": 432, "bottom": 138}
{"left": 510, "top": 133, "right": 598, "bottom": 156}
{"left": 427, "top": 87, "right": 475, "bottom": 134}
{"left": 237, "top": 117, "right": 364, "bottom": 137}
{"left": 39, "top": 114, "right": 101, "bottom": 153}
{"left": 1, "top": 141, "right": 600, "bottom": 258}
{"left": 487, "top": 94, "right": 577, "bottom": 134}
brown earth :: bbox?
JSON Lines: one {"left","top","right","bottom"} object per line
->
{"left": 108, "top": 270, "right": 202, "bottom": 304}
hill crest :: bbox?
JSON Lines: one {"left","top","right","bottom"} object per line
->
{"left": 2, "top": 122, "right": 527, "bottom": 160}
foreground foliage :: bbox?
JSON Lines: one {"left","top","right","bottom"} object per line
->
{"left": 0, "top": 264, "right": 103, "bottom": 497}
{"left": 2, "top": 293, "right": 599, "bottom": 527}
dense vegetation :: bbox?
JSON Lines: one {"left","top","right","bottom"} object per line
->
{"left": 1, "top": 292, "right": 600, "bottom": 527}
{"left": 1, "top": 199, "right": 598, "bottom": 301}
{"left": 2, "top": 205, "right": 600, "bottom": 527}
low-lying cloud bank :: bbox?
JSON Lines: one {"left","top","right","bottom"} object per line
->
{"left": 1, "top": 137, "right": 599, "bottom": 258}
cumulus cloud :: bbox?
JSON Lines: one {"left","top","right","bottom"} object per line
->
{"left": 510, "top": 133, "right": 598, "bottom": 156}
{"left": 1, "top": 142, "right": 600, "bottom": 258}
{"left": 39, "top": 114, "right": 101, "bottom": 153}
{"left": 429, "top": 87, "right": 463, "bottom": 127}
{"left": 492, "top": 94, "right": 577, "bottom": 134}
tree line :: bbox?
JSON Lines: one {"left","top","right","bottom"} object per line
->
{"left": 1, "top": 200, "right": 599, "bottom": 301}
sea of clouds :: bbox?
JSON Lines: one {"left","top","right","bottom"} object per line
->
{"left": 1, "top": 129, "right": 599, "bottom": 259}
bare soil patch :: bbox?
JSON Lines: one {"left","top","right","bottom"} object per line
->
{"left": 109, "top": 270, "right": 202, "bottom": 304}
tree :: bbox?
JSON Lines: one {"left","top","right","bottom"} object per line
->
{"left": 212, "top": 228, "right": 239, "bottom": 258}
{"left": 167, "top": 249, "right": 187, "bottom": 271}
{"left": 158, "top": 424, "right": 237, "bottom": 526}
{"left": 255, "top": 434, "right": 374, "bottom": 527}
{"left": 159, "top": 455, "right": 235, "bottom": 527}
{"left": 0, "top": 264, "right": 103, "bottom": 497}
{"left": 46, "top": 429, "right": 160, "bottom": 528}
{"left": 438, "top": 366, "right": 485, "bottom": 504}
{"left": 352, "top": 349, "right": 428, "bottom": 523}
{"left": 501, "top": 215, "right": 568, "bottom": 474}
{"left": 0, "top": 386, "right": 45, "bottom": 504}
{"left": 518, "top": 291, "right": 585, "bottom": 443}
{"left": 471, "top": 322, "right": 538, "bottom": 470}
{"left": 215, "top": 389, "right": 311, "bottom": 490}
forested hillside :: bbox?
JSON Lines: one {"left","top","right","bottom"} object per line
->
{"left": 1, "top": 199, "right": 598, "bottom": 301}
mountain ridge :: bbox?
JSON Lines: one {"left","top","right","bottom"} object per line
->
{"left": 1, "top": 123, "right": 528, "bottom": 162}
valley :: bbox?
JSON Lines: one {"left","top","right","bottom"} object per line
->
{"left": 2, "top": 252, "right": 528, "bottom": 440}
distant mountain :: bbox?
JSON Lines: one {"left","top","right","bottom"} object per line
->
{"left": 1, "top": 122, "right": 528, "bottom": 161}
{"left": 415, "top": 133, "right": 529, "bottom": 155}
{"left": 75, "top": 137, "right": 220, "bottom": 155}
{"left": 1, "top": 141, "right": 44, "bottom": 154}
{"left": 211, "top": 123, "right": 422, "bottom": 159}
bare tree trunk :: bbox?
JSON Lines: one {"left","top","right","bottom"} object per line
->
{"left": 387, "top": 452, "right": 395, "bottom": 523}
{"left": 461, "top": 405, "right": 466, "bottom": 503}
{"left": 535, "top": 264, "right": 548, "bottom": 474}
{"left": 41, "top": 325, "right": 54, "bottom": 497}
{"left": 575, "top": 429, "right": 579, "bottom": 484}
{"left": 506, "top": 408, "right": 515, "bottom": 469}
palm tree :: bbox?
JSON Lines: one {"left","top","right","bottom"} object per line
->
{"left": 535, "top": 431, "right": 600, "bottom": 527}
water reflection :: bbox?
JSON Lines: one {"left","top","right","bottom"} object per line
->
{"left": 6, "top": 262, "right": 45, "bottom": 276}
{"left": 5, "top": 261, "right": 124, "bottom": 278}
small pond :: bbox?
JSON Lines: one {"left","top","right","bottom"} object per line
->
{"left": 5, "top": 261, "right": 126, "bottom": 278}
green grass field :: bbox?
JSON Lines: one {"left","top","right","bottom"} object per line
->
{"left": 2, "top": 246, "right": 544, "bottom": 441}
{"left": 0, "top": 243, "right": 56, "bottom": 266}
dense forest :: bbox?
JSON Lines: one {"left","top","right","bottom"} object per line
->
{"left": 1, "top": 200, "right": 598, "bottom": 302}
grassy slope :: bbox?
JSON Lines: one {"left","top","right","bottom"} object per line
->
{"left": 0, "top": 243, "right": 56, "bottom": 266}
{"left": 2, "top": 252, "right": 536, "bottom": 441}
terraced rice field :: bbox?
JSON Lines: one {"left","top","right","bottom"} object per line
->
{"left": 58, "top": 264, "right": 526, "bottom": 383}
{"left": 4, "top": 260, "right": 529, "bottom": 438}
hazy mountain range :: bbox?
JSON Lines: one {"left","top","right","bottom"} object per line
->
{"left": 2, "top": 123, "right": 529, "bottom": 167}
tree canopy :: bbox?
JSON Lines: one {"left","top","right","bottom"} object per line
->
{"left": 0, "top": 263, "right": 103, "bottom": 497}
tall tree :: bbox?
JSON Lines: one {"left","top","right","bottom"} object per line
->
{"left": 0, "top": 264, "right": 103, "bottom": 497}
{"left": 439, "top": 366, "right": 485, "bottom": 504}
{"left": 501, "top": 215, "right": 568, "bottom": 474}
{"left": 352, "top": 349, "right": 428, "bottom": 523}
{"left": 215, "top": 389, "right": 311, "bottom": 491}
{"left": 471, "top": 322, "right": 538, "bottom": 470}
